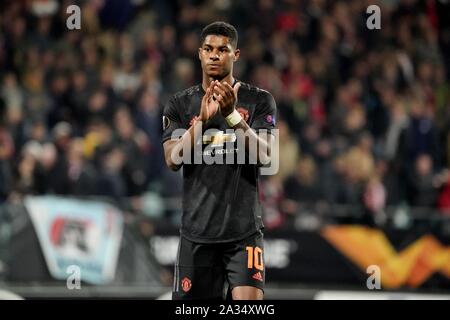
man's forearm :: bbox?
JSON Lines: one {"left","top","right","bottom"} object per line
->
{"left": 233, "top": 120, "right": 272, "bottom": 165}
{"left": 166, "top": 120, "right": 204, "bottom": 170}
{"left": 175, "top": 120, "right": 204, "bottom": 155}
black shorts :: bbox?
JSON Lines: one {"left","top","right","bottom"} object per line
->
{"left": 172, "top": 230, "right": 265, "bottom": 300}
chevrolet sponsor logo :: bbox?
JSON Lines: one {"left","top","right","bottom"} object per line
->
{"left": 202, "top": 132, "right": 236, "bottom": 147}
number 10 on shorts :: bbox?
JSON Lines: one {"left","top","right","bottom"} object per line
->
{"left": 246, "top": 246, "right": 264, "bottom": 270}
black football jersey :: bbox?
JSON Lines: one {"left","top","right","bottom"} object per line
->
{"left": 162, "top": 81, "right": 277, "bottom": 243}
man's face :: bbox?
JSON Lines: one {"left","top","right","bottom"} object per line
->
{"left": 199, "top": 35, "right": 239, "bottom": 79}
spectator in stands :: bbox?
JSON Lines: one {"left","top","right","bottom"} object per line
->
{"left": 399, "top": 96, "right": 441, "bottom": 168}
{"left": 11, "top": 141, "right": 42, "bottom": 198}
{"left": 277, "top": 118, "right": 299, "bottom": 182}
{"left": 114, "top": 107, "right": 149, "bottom": 196}
{"left": 284, "top": 155, "right": 320, "bottom": 213}
{"left": 407, "top": 153, "right": 439, "bottom": 207}
{"left": 437, "top": 169, "right": 450, "bottom": 215}
{"left": 363, "top": 175, "right": 387, "bottom": 226}
{"left": 65, "top": 138, "right": 98, "bottom": 196}
{"left": 135, "top": 88, "right": 165, "bottom": 181}
{"left": 0, "top": 118, "right": 14, "bottom": 203}
{"left": 96, "top": 144, "right": 127, "bottom": 199}
{"left": 35, "top": 142, "right": 60, "bottom": 194}
{"left": 260, "top": 175, "right": 286, "bottom": 230}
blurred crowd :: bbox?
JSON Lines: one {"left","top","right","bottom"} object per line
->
{"left": 1, "top": 0, "right": 450, "bottom": 228}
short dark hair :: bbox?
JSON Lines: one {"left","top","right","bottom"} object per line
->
{"left": 200, "top": 21, "right": 238, "bottom": 48}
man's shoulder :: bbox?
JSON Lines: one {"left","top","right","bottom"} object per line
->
{"left": 238, "top": 81, "right": 275, "bottom": 103}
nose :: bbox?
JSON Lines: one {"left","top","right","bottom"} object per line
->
{"left": 210, "top": 51, "right": 219, "bottom": 60}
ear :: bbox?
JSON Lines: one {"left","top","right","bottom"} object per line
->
{"left": 233, "top": 49, "right": 240, "bottom": 62}
{"left": 198, "top": 47, "right": 202, "bottom": 61}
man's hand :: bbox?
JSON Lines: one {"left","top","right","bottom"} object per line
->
{"left": 199, "top": 81, "right": 219, "bottom": 122}
{"left": 213, "top": 81, "right": 241, "bottom": 117}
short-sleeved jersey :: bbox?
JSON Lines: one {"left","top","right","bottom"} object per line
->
{"left": 162, "top": 81, "right": 276, "bottom": 243}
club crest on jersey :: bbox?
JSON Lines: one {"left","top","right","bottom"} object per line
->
{"left": 236, "top": 107, "right": 249, "bottom": 122}
{"left": 181, "top": 277, "right": 192, "bottom": 292}
{"left": 252, "top": 271, "right": 263, "bottom": 282}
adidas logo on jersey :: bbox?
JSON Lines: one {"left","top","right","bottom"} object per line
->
{"left": 252, "top": 271, "right": 263, "bottom": 282}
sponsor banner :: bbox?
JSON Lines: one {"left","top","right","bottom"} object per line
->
{"left": 322, "top": 225, "right": 450, "bottom": 289}
{"left": 314, "top": 290, "right": 450, "bottom": 300}
{"left": 24, "top": 196, "right": 123, "bottom": 285}
{"left": 151, "top": 225, "right": 450, "bottom": 290}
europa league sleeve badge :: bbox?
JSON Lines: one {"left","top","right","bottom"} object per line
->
{"left": 163, "top": 116, "right": 171, "bottom": 130}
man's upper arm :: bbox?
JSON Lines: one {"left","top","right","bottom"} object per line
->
{"left": 162, "top": 96, "right": 184, "bottom": 144}
{"left": 162, "top": 97, "right": 185, "bottom": 169}
{"left": 163, "top": 139, "right": 183, "bottom": 171}
{"left": 251, "top": 90, "right": 277, "bottom": 134}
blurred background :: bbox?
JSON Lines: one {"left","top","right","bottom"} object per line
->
{"left": 0, "top": 0, "right": 449, "bottom": 299}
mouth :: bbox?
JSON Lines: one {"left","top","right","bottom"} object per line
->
{"left": 207, "top": 64, "right": 221, "bottom": 68}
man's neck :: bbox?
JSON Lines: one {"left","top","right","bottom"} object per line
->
{"left": 202, "top": 74, "right": 235, "bottom": 92}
